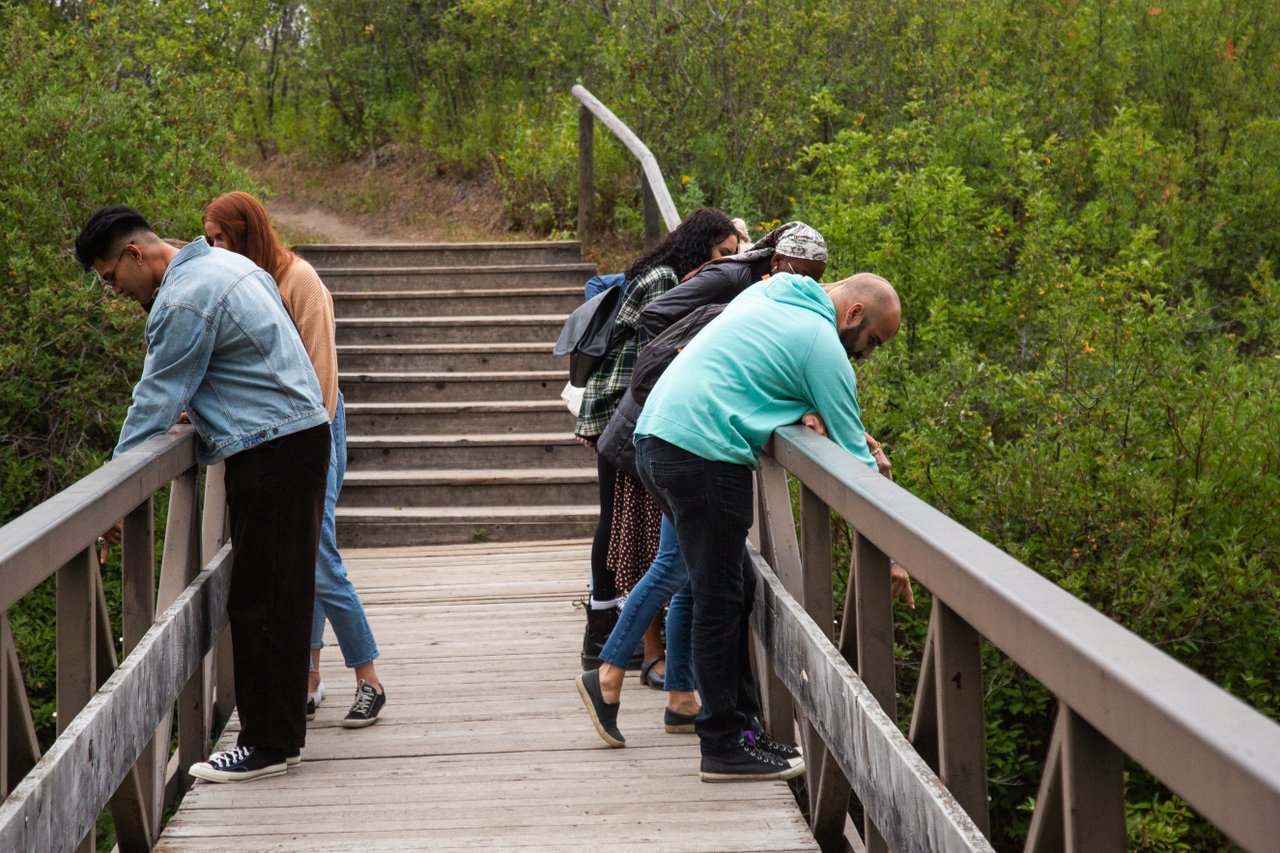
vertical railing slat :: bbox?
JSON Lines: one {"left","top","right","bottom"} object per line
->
{"left": 577, "top": 104, "right": 594, "bottom": 253}
{"left": 853, "top": 534, "right": 894, "bottom": 853}
{"left": 754, "top": 458, "right": 798, "bottom": 740}
{"left": 934, "top": 599, "right": 990, "bottom": 837}
{"left": 0, "top": 615, "right": 39, "bottom": 799}
{"left": 56, "top": 545, "right": 96, "bottom": 853}
{"left": 1062, "top": 707, "right": 1124, "bottom": 852}
{"left": 801, "top": 485, "right": 855, "bottom": 853}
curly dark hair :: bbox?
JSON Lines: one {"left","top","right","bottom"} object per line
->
{"left": 624, "top": 207, "right": 735, "bottom": 282}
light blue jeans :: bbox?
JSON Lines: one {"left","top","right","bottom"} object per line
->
{"left": 600, "top": 514, "right": 694, "bottom": 692}
{"left": 311, "top": 394, "right": 379, "bottom": 668}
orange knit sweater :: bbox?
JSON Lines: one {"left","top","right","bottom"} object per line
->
{"left": 277, "top": 257, "right": 338, "bottom": 419}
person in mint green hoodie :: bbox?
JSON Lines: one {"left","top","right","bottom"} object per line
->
{"left": 633, "top": 271, "right": 903, "bottom": 782}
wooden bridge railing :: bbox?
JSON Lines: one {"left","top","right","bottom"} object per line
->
{"left": 0, "top": 425, "right": 233, "bottom": 852}
{"left": 749, "top": 425, "right": 1280, "bottom": 852}
{"left": 573, "top": 83, "right": 680, "bottom": 253}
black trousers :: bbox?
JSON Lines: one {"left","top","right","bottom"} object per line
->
{"left": 224, "top": 422, "right": 330, "bottom": 751}
{"left": 635, "top": 435, "right": 762, "bottom": 754}
{"left": 589, "top": 452, "right": 619, "bottom": 601}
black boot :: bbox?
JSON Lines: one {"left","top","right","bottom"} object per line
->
{"left": 581, "top": 603, "right": 620, "bottom": 671}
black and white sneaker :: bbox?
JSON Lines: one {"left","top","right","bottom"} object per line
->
{"left": 342, "top": 681, "right": 385, "bottom": 728}
{"left": 189, "top": 746, "right": 289, "bottom": 783}
{"left": 306, "top": 681, "right": 326, "bottom": 721}
{"left": 700, "top": 737, "right": 806, "bottom": 783}
{"left": 745, "top": 729, "right": 805, "bottom": 768}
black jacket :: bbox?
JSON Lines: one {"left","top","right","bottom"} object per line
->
{"left": 597, "top": 303, "right": 727, "bottom": 477}
{"left": 636, "top": 256, "right": 771, "bottom": 344}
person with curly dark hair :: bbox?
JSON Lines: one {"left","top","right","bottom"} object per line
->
{"left": 575, "top": 207, "right": 737, "bottom": 670}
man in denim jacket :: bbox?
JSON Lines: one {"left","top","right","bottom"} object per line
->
{"left": 76, "top": 205, "right": 331, "bottom": 783}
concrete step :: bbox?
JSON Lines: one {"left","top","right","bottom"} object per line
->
{"left": 346, "top": 433, "right": 593, "bottom": 470}
{"left": 296, "top": 241, "right": 585, "bottom": 269}
{"left": 317, "top": 264, "right": 596, "bottom": 293}
{"left": 339, "top": 468, "right": 597, "bottom": 508}
{"left": 344, "top": 401, "right": 575, "bottom": 435}
{"left": 332, "top": 287, "right": 581, "bottom": 318}
{"left": 335, "top": 505, "right": 597, "bottom": 547}
{"left": 336, "top": 316, "right": 564, "bottom": 345}
{"left": 339, "top": 370, "right": 565, "bottom": 403}
{"left": 337, "top": 343, "right": 557, "bottom": 373}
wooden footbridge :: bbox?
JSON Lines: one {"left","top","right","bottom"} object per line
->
{"left": 1, "top": 87, "right": 1279, "bottom": 852}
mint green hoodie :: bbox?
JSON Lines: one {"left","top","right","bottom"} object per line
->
{"left": 634, "top": 273, "right": 877, "bottom": 471}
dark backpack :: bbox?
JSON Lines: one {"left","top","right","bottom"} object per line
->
{"left": 553, "top": 284, "right": 625, "bottom": 386}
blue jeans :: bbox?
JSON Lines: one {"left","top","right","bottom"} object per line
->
{"left": 311, "top": 394, "right": 380, "bottom": 669}
{"left": 599, "top": 515, "right": 695, "bottom": 692}
{"left": 635, "top": 435, "right": 762, "bottom": 755}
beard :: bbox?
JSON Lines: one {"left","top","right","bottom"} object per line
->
{"left": 839, "top": 317, "right": 868, "bottom": 360}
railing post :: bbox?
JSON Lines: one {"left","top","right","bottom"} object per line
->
{"left": 641, "top": 171, "right": 662, "bottom": 250}
{"left": 57, "top": 545, "right": 96, "bottom": 853}
{"left": 934, "top": 599, "right": 989, "bottom": 837}
{"left": 1061, "top": 707, "right": 1124, "bottom": 851}
{"left": 853, "top": 532, "right": 894, "bottom": 853}
{"left": 577, "top": 104, "right": 594, "bottom": 254}
{"left": 120, "top": 498, "right": 159, "bottom": 837}
{"left": 799, "top": 485, "right": 854, "bottom": 852}
{"left": 752, "top": 458, "right": 797, "bottom": 741}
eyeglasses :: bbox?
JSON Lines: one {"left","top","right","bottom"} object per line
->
{"left": 99, "top": 244, "right": 134, "bottom": 291}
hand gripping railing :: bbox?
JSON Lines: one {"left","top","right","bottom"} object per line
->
{"left": 0, "top": 426, "right": 233, "bottom": 852}
{"left": 749, "top": 425, "right": 1280, "bottom": 852}
{"left": 572, "top": 84, "right": 681, "bottom": 252}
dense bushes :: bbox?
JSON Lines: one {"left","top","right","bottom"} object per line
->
{"left": 2, "top": 0, "right": 1277, "bottom": 849}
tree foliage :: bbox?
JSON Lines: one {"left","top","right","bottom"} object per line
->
{"left": 1, "top": 1, "right": 1277, "bottom": 849}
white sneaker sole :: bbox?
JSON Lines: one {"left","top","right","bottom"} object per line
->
{"left": 189, "top": 762, "right": 288, "bottom": 783}
{"left": 340, "top": 716, "right": 379, "bottom": 729}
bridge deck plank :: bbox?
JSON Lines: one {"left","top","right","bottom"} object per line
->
{"left": 155, "top": 540, "right": 816, "bottom": 852}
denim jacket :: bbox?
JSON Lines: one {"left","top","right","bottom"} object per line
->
{"left": 113, "top": 239, "right": 328, "bottom": 465}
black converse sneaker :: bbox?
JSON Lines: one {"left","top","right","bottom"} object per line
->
{"left": 342, "top": 681, "right": 386, "bottom": 728}
{"left": 745, "top": 729, "right": 805, "bottom": 768}
{"left": 189, "top": 746, "right": 289, "bottom": 783}
{"left": 700, "top": 737, "right": 806, "bottom": 783}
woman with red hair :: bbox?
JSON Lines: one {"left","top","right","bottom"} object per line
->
{"left": 204, "top": 191, "right": 387, "bottom": 729}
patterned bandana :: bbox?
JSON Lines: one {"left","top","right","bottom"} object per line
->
{"left": 775, "top": 222, "right": 827, "bottom": 262}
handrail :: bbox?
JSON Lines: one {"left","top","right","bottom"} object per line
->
{"left": 572, "top": 84, "right": 680, "bottom": 251}
{"left": 0, "top": 426, "right": 232, "bottom": 851}
{"left": 750, "top": 424, "right": 1280, "bottom": 851}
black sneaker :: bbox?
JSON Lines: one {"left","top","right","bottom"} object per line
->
{"left": 663, "top": 707, "right": 697, "bottom": 734}
{"left": 189, "top": 746, "right": 289, "bottom": 783}
{"left": 306, "top": 681, "right": 325, "bottom": 721}
{"left": 342, "top": 681, "right": 385, "bottom": 728}
{"left": 745, "top": 729, "right": 804, "bottom": 767}
{"left": 575, "top": 669, "right": 626, "bottom": 747}
{"left": 700, "top": 738, "right": 805, "bottom": 783}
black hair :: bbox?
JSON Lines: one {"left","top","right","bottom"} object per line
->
{"left": 624, "top": 207, "right": 735, "bottom": 282}
{"left": 74, "top": 205, "right": 153, "bottom": 271}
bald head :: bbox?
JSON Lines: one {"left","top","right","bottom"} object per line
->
{"left": 825, "top": 273, "right": 901, "bottom": 361}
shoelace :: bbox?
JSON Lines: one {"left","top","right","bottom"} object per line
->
{"left": 738, "top": 737, "right": 786, "bottom": 766}
{"left": 208, "top": 746, "right": 253, "bottom": 769}
{"left": 351, "top": 685, "right": 377, "bottom": 715}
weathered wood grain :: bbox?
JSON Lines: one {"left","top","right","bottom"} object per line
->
{"left": 159, "top": 540, "right": 817, "bottom": 852}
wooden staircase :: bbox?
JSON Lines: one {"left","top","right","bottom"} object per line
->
{"left": 295, "top": 241, "right": 600, "bottom": 547}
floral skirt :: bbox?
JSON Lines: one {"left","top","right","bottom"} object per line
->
{"left": 606, "top": 470, "right": 662, "bottom": 592}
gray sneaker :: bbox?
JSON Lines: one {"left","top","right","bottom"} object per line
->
{"left": 342, "top": 681, "right": 385, "bottom": 728}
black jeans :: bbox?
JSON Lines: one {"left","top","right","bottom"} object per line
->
{"left": 224, "top": 422, "right": 330, "bottom": 752}
{"left": 589, "top": 452, "right": 619, "bottom": 601}
{"left": 635, "top": 435, "right": 761, "bottom": 754}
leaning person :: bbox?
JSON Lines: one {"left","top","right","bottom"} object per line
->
{"left": 574, "top": 207, "right": 739, "bottom": 670}
{"left": 633, "top": 271, "right": 906, "bottom": 782}
{"left": 203, "top": 191, "right": 387, "bottom": 728}
{"left": 76, "top": 205, "right": 329, "bottom": 782}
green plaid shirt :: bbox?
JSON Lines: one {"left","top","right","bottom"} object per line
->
{"left": 575, "top": 264, "right": 678, "bottom": 439}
